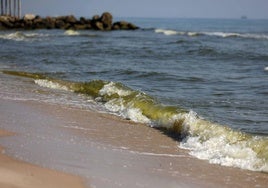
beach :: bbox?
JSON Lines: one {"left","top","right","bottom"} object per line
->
{"left": 0, "top": 130, "right": 85, "bottom": 188}
{"left": 0, "top": 98, "right": 267, "bottom": 188}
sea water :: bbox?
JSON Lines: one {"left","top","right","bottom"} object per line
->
{"left": 0, "top": 18, "right": 268, "bottom": 172}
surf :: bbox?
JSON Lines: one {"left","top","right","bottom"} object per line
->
{"left": 64, "top": 30, "right": 80, "bottom": 36}
{"left": 2, "top": 70, "right": 268, "bottom": 172}
{"left": 154, "top": 29, "right": 268, "bottom": 40}
{"left": 0, "top": 31, "right": 49, "bottom": 41}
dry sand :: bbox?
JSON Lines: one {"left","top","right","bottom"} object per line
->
{"left": 0, "top": 98, "right": 268, "bottom": 188}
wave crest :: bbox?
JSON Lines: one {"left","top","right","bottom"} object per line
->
{"left": 0, "top": 31, "right": 49, "bottom": 41}
{"left": 155, "top": 29, "right": 179, "bottom": 35}
{"left": 155, "top": 29, "right": 268, "bottom": 40}
{"left": 3, "top": 70, "right": 268, "bottom": 172}
{"left": 64, "top": 30, "right": 80, "bottom": 36}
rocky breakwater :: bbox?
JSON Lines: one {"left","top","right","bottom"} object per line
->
{"left": 0, "top": 12, "right": 139, "bottom": 31}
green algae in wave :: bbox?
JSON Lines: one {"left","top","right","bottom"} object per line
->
{"left": 3, "top": 70, "right": 268, "bottom": 172}
{"left": 2, "top": 70, "right": 47, "bottom": 80}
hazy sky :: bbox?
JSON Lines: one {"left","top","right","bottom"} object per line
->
{"left": 23, "top": 0, "right": 268, "bottom": 19}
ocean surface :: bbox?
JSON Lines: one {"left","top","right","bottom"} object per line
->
{"left": 1, "top": 18, "right": 268, "bottom": 172}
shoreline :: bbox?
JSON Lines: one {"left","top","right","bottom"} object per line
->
{"left": 0, "top": 129, "right": 85, "bottom": 188}
{"left": 0, "top": 98, "right": 267, "bottom": 188}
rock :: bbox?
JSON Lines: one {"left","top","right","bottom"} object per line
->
{"left": 56, "top": 16, "right": 67, "bottom": 22}
{"left": 72, "top": 24, "right": 88, "bottom": 30}
{"left": 94, "top": 21, "right": 104, "bottom": 30}
{"left": 112, "top": 21, "right": 139, "bottom": 30}
{"left": 0, "top": 13, "right": 139, "bottom": 31}
{"left": 55, "top": 19, "right": 65, "bottom": 29}
{"left": 100, "top": 12, "right": 113, "bottom": 30}
{"left": 23, "top": 14, "right": 36, "bottom": 21}
{"left": 0, "top": 16, "right": 9, "bottom": 22}
{"left": 63, "top": 23, "right": 72, "bottom": 30}
{"left": 24, "top": 20, "right": 34, "bottom": 29}
{"left": 0, "top": 16, "right": 14, "bottom": 29}
{"left": 92, "top": 15, "right": 100, "bottom": 21}
{"left": 91, "top": 15, "right": 101, "bottom": 30}
{"left": 112, "top": 24, "right": 120, "bottom": 30}
{"left": 128, "top": 23, "right": 139, "bottom": 30}
{"left": 44, "top": 17, "right": 56, "bottom": 29}
{"left": 65, "top": 15, "right": 77, "bottom": 24}
{"left": 0, "top": 19, "right": 13, "bottom": 28}
{"left": 0, "top": 23, "right": 6, "bottom": 30}
{"left": 79, "top": 17, "right": 86, "bottom": 24}
{"left": 32, "top": 17, "right": 45, "bottom": 29}
{"left": 0, "top": 16, "right": 19, "bottom": 28}
{"left": 33, "top": 17, "right": 43, "bottom": 24}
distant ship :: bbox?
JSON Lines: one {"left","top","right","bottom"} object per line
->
{"left": 241, "top": 16, "right": 248, "bottom": 19}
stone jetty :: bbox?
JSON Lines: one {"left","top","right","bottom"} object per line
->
{"left": 0, "top": 12, "right": 139, "bottom": 31}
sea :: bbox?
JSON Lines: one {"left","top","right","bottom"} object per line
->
{"left": 1, "top": 17, "right": 268, "bottom": 173}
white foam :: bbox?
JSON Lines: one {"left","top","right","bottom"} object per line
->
{"left": 128, "top": 150, "right": 188, "bottom": 158}
{"left": 181, "top": 136, "right": 265, "bottom": 171}
{"left": 155, "top": 29, "right": 179, "bottom": 36}
{"left": 103, "top": 98, "right": 151, "bottom": 124}
{"left": 241, "top": 33, "right": 268, "bottom": 40}
{"left": 203, "top": 32, "right": 240, "bottom": 38}
{"left": 0, "top": 32, "right": 48, "bottom": 41}
{"left": 123, "top": 108, "right": 151, "bottom": 124}
{"left": 0, "top": 32, "right": 26, "bottom": 41}
{"left": 179, "top": 111, "right": 268, "bottom": 172}
{"left": 60, "top": 125, "right": 96, "bottom": 131}
{"left": 34, "top": 79, "right": 69, "bottom": 91}
{"left": 99, "top": 82, "right": 131, "bottom": 97}
{"left": 202, "top": 32, "right": 268, "bottom": 40}
{"left": 264, "top": 67, "right": 268, "bottom": 71}
{"left": 187, "top": 32, "right": 199, "bottom": 37}
{"left": 113, "top": 147, "right": 188, "bottom": 158}
{"left": 64, "top": 30, "right": 80, "bottom": 36}
{"left": 154, "top": 29, "right": 268, "bottom": 40}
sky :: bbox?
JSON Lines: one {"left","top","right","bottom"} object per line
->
{"left": 22, "top": 0, "right": 268, "bottom": 19}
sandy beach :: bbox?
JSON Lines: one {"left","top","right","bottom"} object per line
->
{"left": 0, "top": 130, "right": 85, "bottom": 188}
{"left": 0, "top": 98, "right": 267, "bottom": 188}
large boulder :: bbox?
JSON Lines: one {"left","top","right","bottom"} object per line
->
{"left": 79, "top": 17, "right": 86, "bottom": 24}
{"left": 0, "top": 16, "right": 19, "bottom": 28}
{"left": 65, "top": 15, "right": 77, "bottom": 24}
{"left": 0, "top": 16, "right": 12, "bottom": 28}
{"left": 44, "top": 16, "right": 56, "bottom": 29}
{"left": 55, "top": 19, "right": 66, "bottom": 29}
{"left": 94, "top": 21, "right": 104, "bottom": 30}
{"left": 100, "top": 12, "right": 113, "bottom": 30}
{"left": 72, "top": 24, "right": 89, "bottom": 30}
{"left": 92, "top": 15, "right": 100, "bottom": 21}
{"left": 32, "top": 16, "right": 45, "bottom": 29}
{"left": 112, "top": 21, "right": 139, "bottom": 30}
{"left": 23, "top": 14, "right": 36, "bottom": 21}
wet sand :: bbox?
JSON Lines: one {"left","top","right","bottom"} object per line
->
{"left": 0, "top": 129, "right": 85, "bottom": 188}
{"left": 0, "top": 98, "right": 268, "bottom": 188}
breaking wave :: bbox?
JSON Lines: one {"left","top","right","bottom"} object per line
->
{"left": 64, "top": 30, "right": 80, "bottom": 36}
{"left": 0, "top": 31, "right": 49, "bottom": 41}
{"left": 63, "top": 30, "right": 99, "bottom": 38}
{"left": 155, "top": 29, "right": 268, "bottom": 40}
{"left": 3, "top": 70, "right": 268, "bottom": 173}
